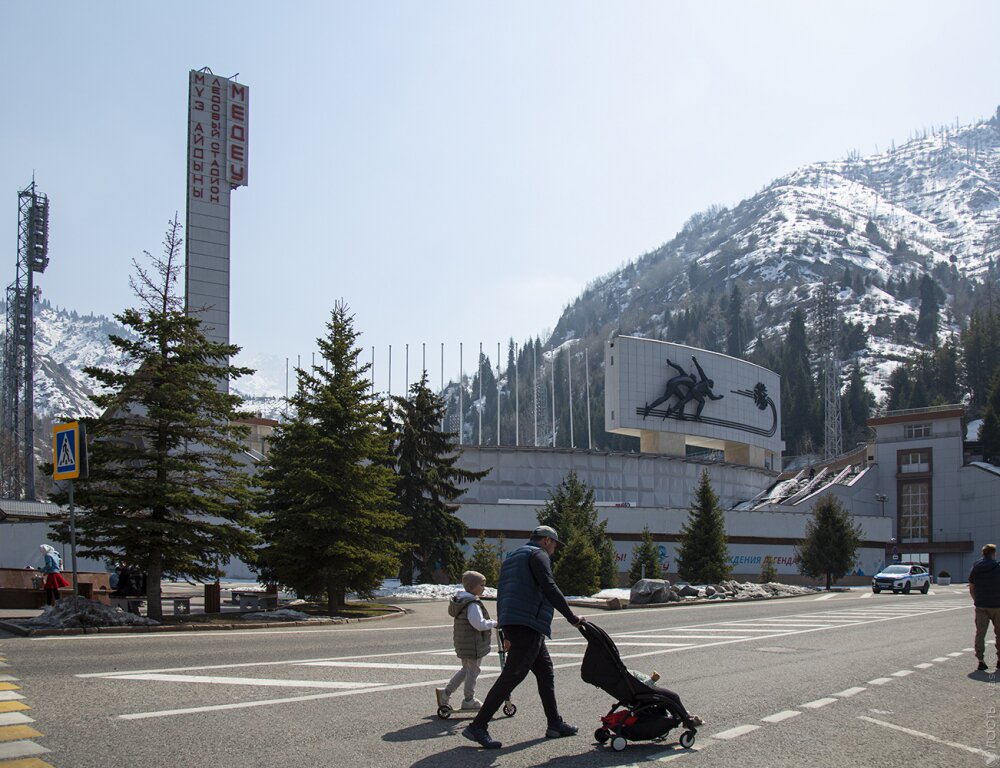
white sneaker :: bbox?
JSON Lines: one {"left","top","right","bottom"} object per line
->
{"left": 435, "top": 688, "right": 449, "bottom": 707}
{"left": 460, "top": 698, "right": 482, "bottom": 710}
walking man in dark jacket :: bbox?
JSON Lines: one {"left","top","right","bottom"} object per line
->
{"left": 462, "top": 525, "right": 585, "bottom": 750}
{"left": 969, "top": 543, "right": 1000, "bottom": 672}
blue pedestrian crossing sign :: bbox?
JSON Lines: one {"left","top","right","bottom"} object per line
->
{"left": 53, "top": 422, "right": 87, "bottom": 481}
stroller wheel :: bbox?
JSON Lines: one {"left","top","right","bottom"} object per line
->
{"left": 437, "top": 705, "right": 452, "bottom": 719}
{"left": 611, "top": 735, "right": 627, "bottom": 752}
{"left": 594, "top": 727, "right": 610, "bottom": 743}
{"left": 679, "top": 730, "right": 696, "bottom": 749}
{"left": 502, "top": 702, "right": 517, "bottom": 717}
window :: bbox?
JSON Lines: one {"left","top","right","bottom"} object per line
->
{"left": 899, "top": 482, "right": 929, "bottom": 542}
{"left": 904, "top": 423, "right": 932, "bottom": 438}
{"left": 899, "top": 450, "right": 930, "bottom": 474}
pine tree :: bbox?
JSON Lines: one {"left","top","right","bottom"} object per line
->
{"left": 759, "top": 555, "right": 778, "bottom": 584}
{"left": 676, "top": 471, "right": 731, "bottom": 584}
{"left": 795, "top": 494, "right": 862, "bottom": 589}
{"left": 49, "top": 216, "right": 259, "bottom": 620}
{"left": 915, "top": 273, "right": 941, "bottom": 344}
{"left": 628, "top": 526, "right": 662, "bottom": 585}
{"left": 257, "top": 301, "right": 404, "bottom": 614}
{"left": 536, "top": 470, "right": 617, "bottom": 588}
{"left": 391, "top": 371, "right": 489, "bottom": 584}
{"left": 466, "top": 530, "right": 501, "bottom": 586}
{"left": 980, "top": 371, "right": 1000, "bottom": 464}
{"left": 552, "top": 527, "right": 600, "bottom": 598}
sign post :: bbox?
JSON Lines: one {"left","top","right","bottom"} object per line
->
{"left": 53, "top": 422, "right": 87, "bottom": 594}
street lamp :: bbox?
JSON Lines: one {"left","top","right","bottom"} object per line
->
{"left": 875, "top": 493, "right": 887, "bottom": 517}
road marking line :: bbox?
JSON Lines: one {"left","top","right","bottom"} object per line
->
{"left": 0, "top": 725, "right": 44, "bottom": 742}
{"left": 0, "top": 677, "right": 17, "bottom": 683}
{"left": 300, "top": 661, "right": 502, "bottom": 671}
{"left": 0, "top": 758, "right": 56, "bottom": 768}
{"left": 914, "top": 663, "right": 934, "bottom": 669}
{"left": 608, "top": 642, "right": 697, "bottom": 647}
{"left": 616, "top": 633, "right": 752, "bottom": 639}
{"left": 801, "top": 697, "right": 838, "bottom": 709}
{"left": 0, "top": 662, "right": 9, "bottom": 668}
{"left": 963, "top": 647, "right": 975, "bottom": 652}
{"left": 0, "top": 693, "right": 24, "bottom": 702}
{"left": 890, "top": 670, "right": 913, "bottom": 677}
{"left": 712, "top": 725, "right": 760, "bottom": 739}
{"left": 814, "top": 593, "right": 839, "bottom": 600}
{"left": 761, "top": 710, "right": 801, "bottom": 723}
{"left": 109, "top": 673, "right": 382, "bottom": 689}
{"left": 947, "top": 652, "right": 963, "bottom": 657}
{"left": 860, "top": 592, "right": 873, "bottom": 598}
{"left": 833, "top": 687, "right": 866, "bottom": 698}
{"left": 0, "top": 684, "right": 21, "bottom": 692}
{"left": 0, "top": 741, "right": 50, "bottom": 760}
{"left": 932, "top": 657, "right": 951, "bottom": 662}
{"left": 867, "top": 678, "right": 892, "bottom": 685}
{"left": 858, "top": 716, "right": 998, "bottom": 762}
{"left": 0, "top": 713, "right": 34, "bottom": 726}
{"left": 118, "top": 676, "right": 465, "bottom": 720}
{"left": 0, "top": 703, "right": 29, "bottom": 713}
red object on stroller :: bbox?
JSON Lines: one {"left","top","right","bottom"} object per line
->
{"left": 578, "top": 621, "right": 698, "bottom": 752}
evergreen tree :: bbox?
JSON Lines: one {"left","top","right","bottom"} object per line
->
{"left": 628, "top": 526, "right": 662, "bottom": 585}
{"left": 257, "top": 302, "right": 403, "bottom": 614}
{"left": 49, "top": 216, "right": 259, "bottom": 620}
{"left": 676, "top": 471, "right": 732, "bottom": 584}
{"left": 759, "top": 555, "right": 778, "bottom": 584}
{"left": 778, "top": 309, "right": 821, "bottom": 455}
{"left": 841, "top": 363, "right": 874, "bottom": 449}
{"left": 980, "top": 371, "right": 1000, "bottom": 464}
{"left": 915, "top": 273, "right": 942, "bottom": 344}
{"left": 391, "top": 371, "right": 489, "bottom": 584}
{"left": 552, "top": 527, "right": 600, "bottom": 597}
{"left": 962, "top": 307, "right": 1000, "bottom": 412}
{"left": 466, "top": 530, "right": 501, "bottom": 586}
{"left": 795, "top": 494, "right": 862, "bottom": 589}
{"left": 536, "top": 470, "right": 617, "bottom": 588}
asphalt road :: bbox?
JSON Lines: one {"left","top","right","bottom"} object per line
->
{"left": 0, "top": 586, "right": 993, "bottom": 768}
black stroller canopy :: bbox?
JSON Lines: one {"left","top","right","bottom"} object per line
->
{"left": 579, "top": 621, "right": 651, "bottom": 705}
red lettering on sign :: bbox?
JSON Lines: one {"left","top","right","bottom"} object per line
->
{"left": 231, "top": 104, "right": 245, "bottom": 121}
{"left": 230, "top": 83, "right": 247, "bottom": 102}
{"left": 229, "top": 165, "right": 244, "bottom": 183}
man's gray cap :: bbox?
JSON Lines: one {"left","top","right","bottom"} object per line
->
{"left": 531, "top": 525, "right": 562, "bottom": 544}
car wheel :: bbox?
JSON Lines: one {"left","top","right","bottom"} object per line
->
{"left": 902, "top": 582, "right": 912, "bottom": 594}
{"left": 872, "top": 588, "right": 881, "bottom": 593}
{"left": 921, "top": 582, "right": 929, "bottom": 594}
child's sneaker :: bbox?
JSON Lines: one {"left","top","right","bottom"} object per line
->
{"left": 435, "top": 688, "right": 450, "bottom": 707}
{"left": 460, "top": 698, "right": 482, "bottom": 710}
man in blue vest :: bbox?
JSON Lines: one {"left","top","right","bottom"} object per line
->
{"left": 463, "top": 525, "right": 585, "bottom": 750}
{"left": 970, "top": 543, "right": 1000, "bottom": 672}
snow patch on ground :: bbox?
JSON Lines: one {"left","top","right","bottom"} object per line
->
{"left": 17, "top": 596, "right": 159, "bottom": 629}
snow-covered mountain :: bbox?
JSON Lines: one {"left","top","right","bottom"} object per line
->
{"left": 1, "top": 302, "right": 287, "bottom": 423}
{"left": 551, "top": 107, "right": 1000, "bottom": 397}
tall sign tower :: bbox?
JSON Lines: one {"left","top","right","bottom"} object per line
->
{"left": 1, "top": 181, "right": 50, "bottom": 499}
{"left": 184, "top": 68, "right": 249, "bottom": 385}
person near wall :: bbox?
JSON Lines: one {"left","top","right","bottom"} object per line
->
{"left": 969, "top": 543, "right": 1000, "bottom": 672}
{"left": 39, "top": 544, "right": 69, "bottom": 606}
{"left": 462, "top": 525, "right": 585, "bottom": 750}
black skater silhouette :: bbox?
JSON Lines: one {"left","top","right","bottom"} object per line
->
{"left": 666, "top": 356, "right": 723, "bottom": 420}
{"left": 643, "top": 359, "right": 695, "bottom": 419}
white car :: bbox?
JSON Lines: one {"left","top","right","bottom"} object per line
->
{"left": 872, "top": 564, "right": 931, "bottom": 594}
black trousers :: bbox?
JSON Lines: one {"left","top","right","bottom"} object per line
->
{"left": 471, "top": 624, "right": 561, "bottom": 729}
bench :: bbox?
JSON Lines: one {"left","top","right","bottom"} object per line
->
{"left": 233, "top": 591, "right": 278, "bottom": 611}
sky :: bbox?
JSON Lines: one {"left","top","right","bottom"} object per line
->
{"left": 2, "top": 1, "right": 999, "bottom": 396}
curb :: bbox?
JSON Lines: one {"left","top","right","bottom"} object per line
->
{"left": 0, "top": 603, "right": 407, "bottom": 638}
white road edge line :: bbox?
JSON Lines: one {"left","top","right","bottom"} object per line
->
{"left": 833, "top": 687, "right": 866, "bottom": 698}
{"left": 711, "top": 724, "right": 760, "bottom": 740}
{"left": 858, "top": 716, "right": 998, "bottom": 762}
{"left": 761, "top": 710, "right": 800, "bottom": 723}
{"left": 801, "top": 697, "right": 838, "bottom": 709}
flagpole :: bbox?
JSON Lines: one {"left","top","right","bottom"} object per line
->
{"left": 568, "top": 347, "right": 574, "bottom": 449}
{"left": 585, "top": 347, "right": 593, "bottom": 449}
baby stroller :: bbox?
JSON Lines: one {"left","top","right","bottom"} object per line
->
{"left": 578, "top": 621, "right": 698, "bottom": 752}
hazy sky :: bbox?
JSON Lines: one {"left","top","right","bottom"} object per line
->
{"left": 2, "top": 2, "right": 999, "bottom": 394}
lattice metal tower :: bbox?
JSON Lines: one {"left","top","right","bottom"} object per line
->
{"left": 1, "top": 181, "right": 50, "bottom": 499}
{"left": 815, "top": 283, "right": 842, "bottom": 460}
